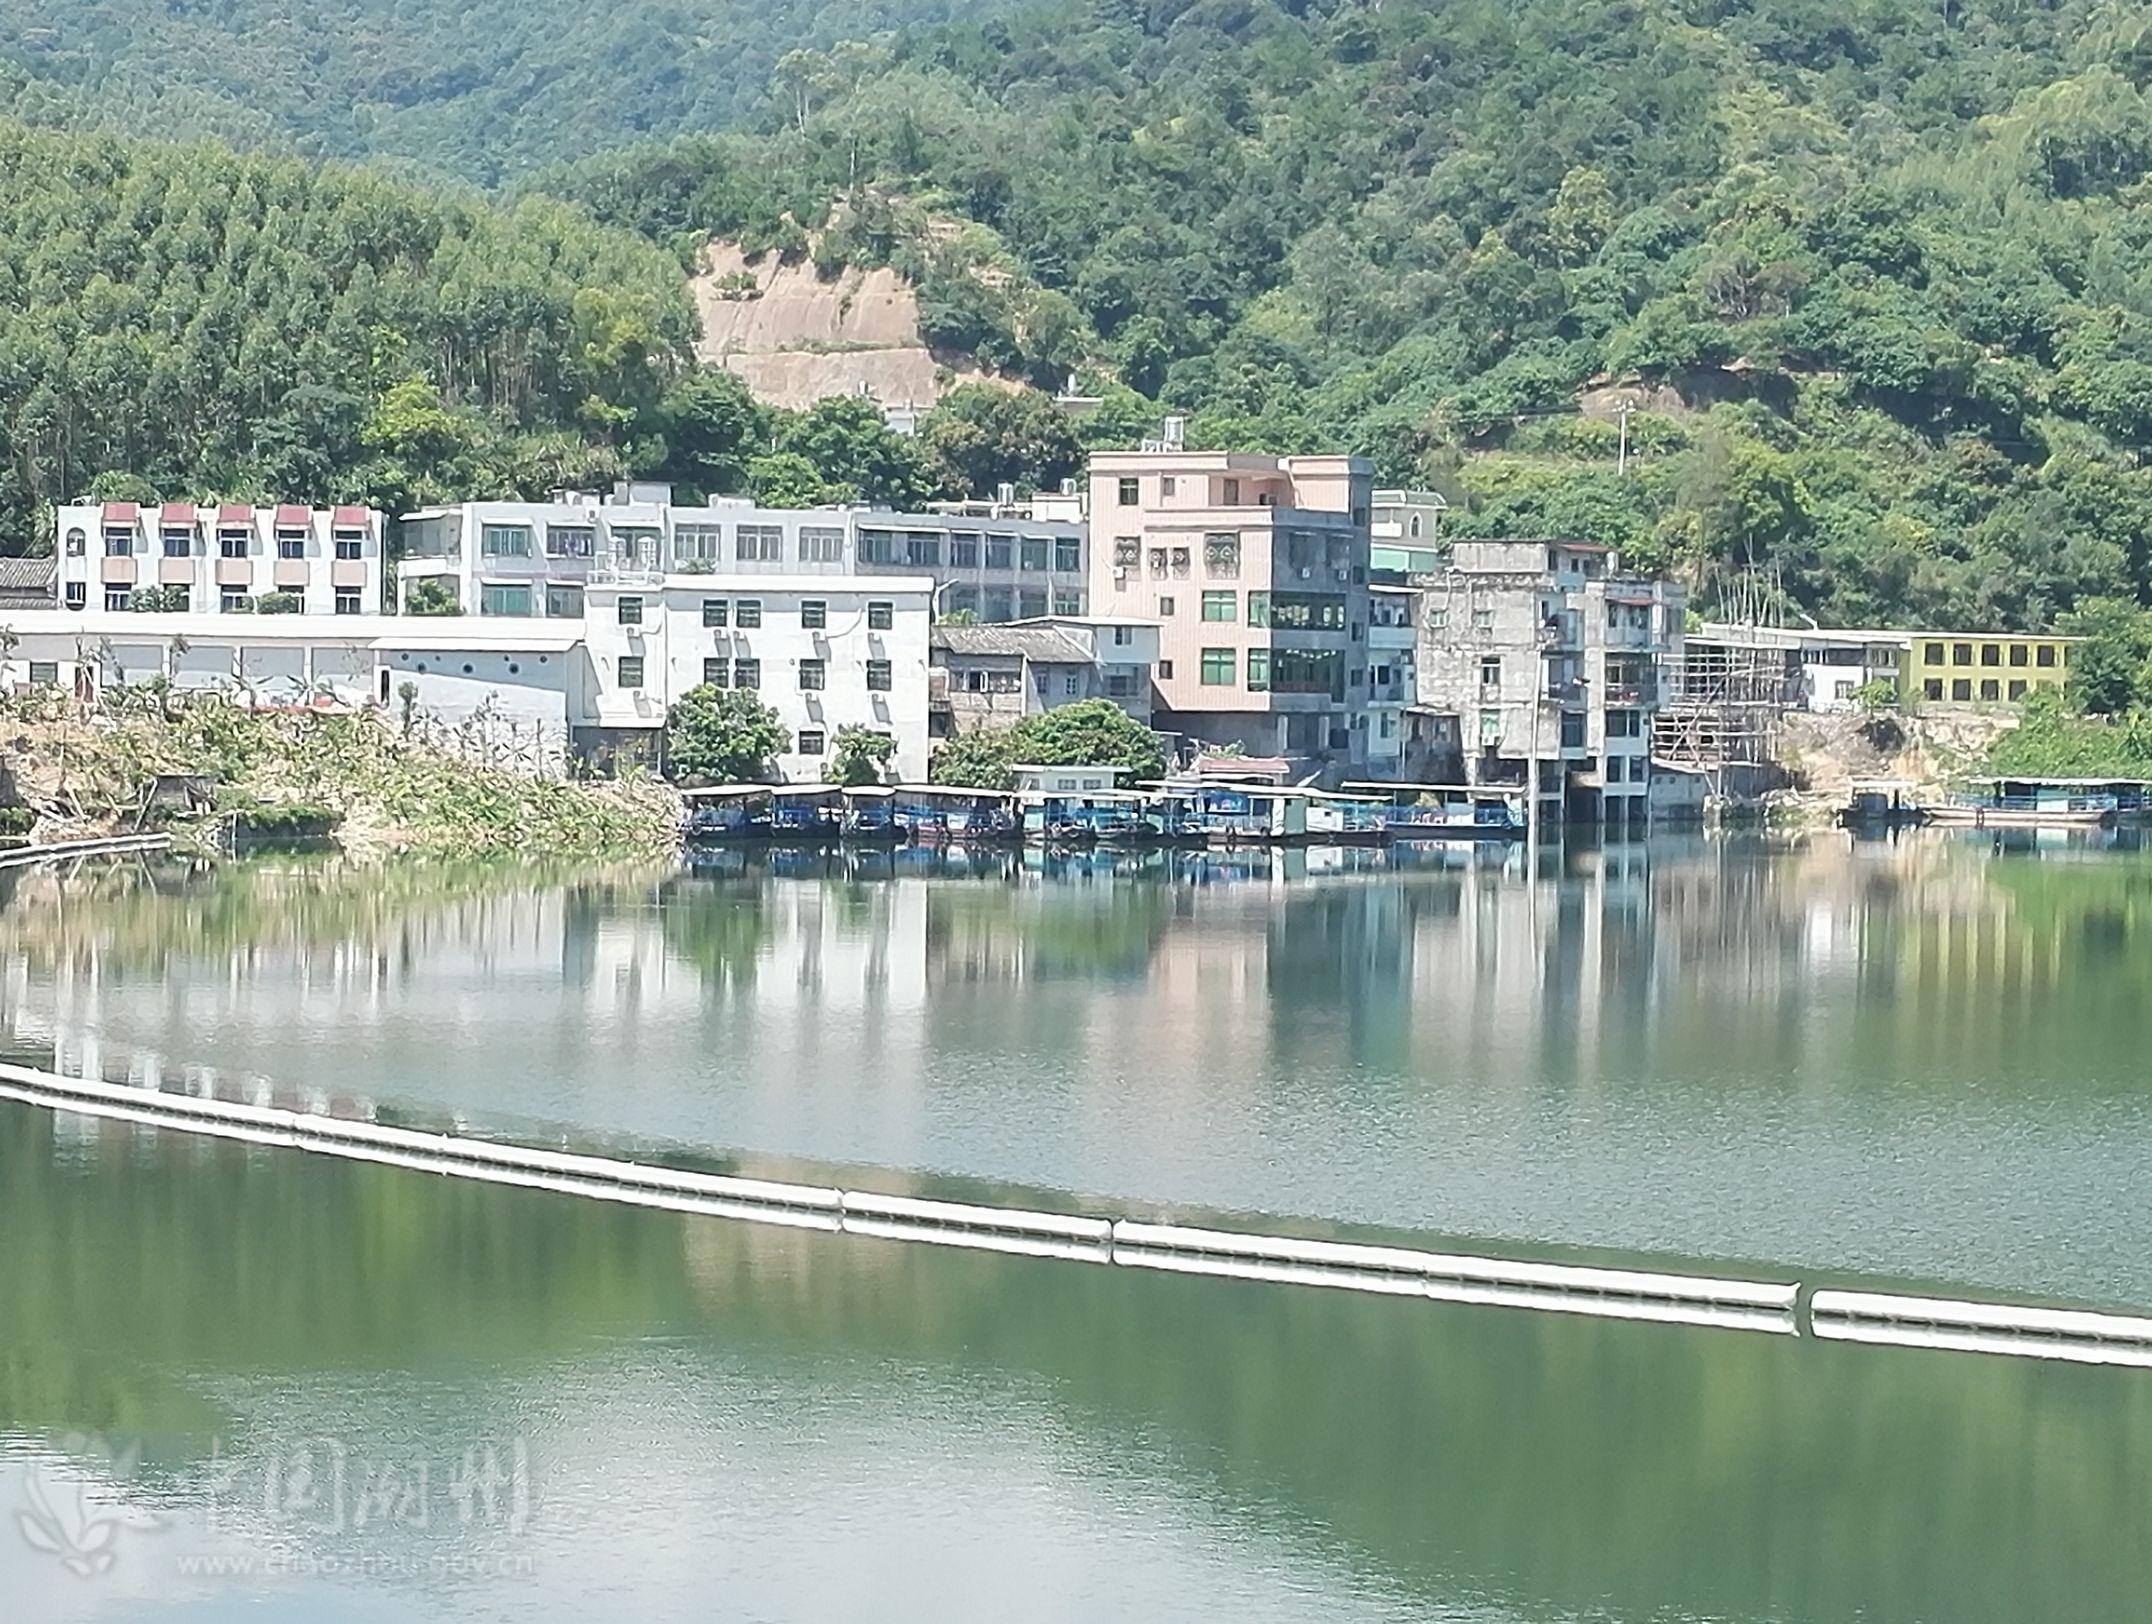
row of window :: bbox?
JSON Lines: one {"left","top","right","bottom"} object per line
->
{"left": 1151, "top": 590, "right": 1353, "bottom": 632}
{"left": 1924, "top": 677, "right": 2035, "bottom": 702}
{"left": 858, "top": 530, "right": 1082, "bottom": 572}
{"left": 476, "top": 523, "right": 849, "bottom": 565}
{"left": 619, "top": 656, "right": 893, "bottom": 692}
{"left": 92, "top": 534, "right": 364, "bottom": 560}
{"left": 1921, "top": 640, "right": 2061, "bottom": 669}
{"left": 1191, "top": 647, "right": 1349, "bottom": 695}
{"left": 64, "top": 584, "right": 363, "bottom": 613}
{"left": 941, "top": 585, "right": 1085, "bottom": 620}
{"left": 692, "top": 598, "right": 895, "bottom": 631}
{"left": 1110, "top": 535, "right": 1243, "bottom": 578}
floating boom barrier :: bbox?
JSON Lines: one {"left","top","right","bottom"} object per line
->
{"left": 0, "top": 833, "right": 173, "bottom": 870}
{"left": 3, "top": 1060, "right": 2148, "bottom": 1367}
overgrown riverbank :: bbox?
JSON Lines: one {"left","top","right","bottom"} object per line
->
{"left": 0, "top": 691, "right": 679, "bottom": 860}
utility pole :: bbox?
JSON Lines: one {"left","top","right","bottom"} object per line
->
{"left": 1615, "top": 401, "right": 1634, "bottom": 477}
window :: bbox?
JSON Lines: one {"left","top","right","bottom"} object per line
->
{"left": 479, "top": 524, "right": 530, "bottom": 558}
{"left": 1114, "top": 538, "right": 1140, "bottom": 569}
{"left": 64, "top": 582, "right": 86, "bottom": 609}
{"left": 702, "top": 598, "right": 729, "bottom": 629}
{"left": 1472, "top": 607, "right": 1493, "bottom": 630}
{"left": 801, "top": 600, "right": 827, "bottom": 630}
{"left": 1222, "top": 478, "right": 1240, "bottom": 505}
{"left": 672, "top": 524, "right": 720, "bottom": 565}
{"left": 1157, "top": 659, "right": 1174, "bottom": 680}
{"left": 161, "top": 530, "right": 191, "bottom": 558}
{"left": 858, "top": 529, "right": 900, "bottom": 565}
{"left": 220, "top": 590, "right": 248, "bottom": 613}
{"left": 1560, "top": 712, "right": 1586, "bottom": 749}
{"left": 1480, "top": 656, "right": 1502, "bottom": 688}
{"left": 1020, "top": 536, "right": 1048, "bottom": 572}
{"left": 1054, "top": 589, "right": 1083, "bottom": 616}
{"left": 1112, "top": 627, "right": 1133, "bottom": 647}
{"left": 617, "top": 596, "right": 644, "bottom": 626}
{"left": 1202, "top": 590, "right": 1237, "bottom": 622}
{"left": 1019, "top": 588, "right": 1047, "bottom": 618}
{"left": 945, "top": 586, "right": 978, "bottom": 620}
{"left": 218, "top": 530, "right": 249, "bottom": 559}
{"left": 162, "top": 587, "right": 191, "bottom": 612}
{"left": 985, "top": 534, "right": 1013, "bottom": 569}
{"left": 1953, "top": 642, "right": 1973, "bottom": 665}
{"left": 105, "top": 589, "right": 132, "bottom": 611}
{"left": 277, "top": 533, "right": 307, "bottom": 560}
{"left": 1158, "top": 596, "right": 1175, "bottom": 616}
{"left": 906, "top": 533, "right": 941, "bottom": 567}
{"left": 950, "top": 534, "right": 979, "bottom": 568}
{"left": 798, "top": 729, "right": 825, "bottom": 756}
{"left": 1117, "top": 477, "right": 1140, "bottom": 505}
{"left": 618, "top": 656, "right": 644, "bottom": 689}
{"left": 866, "top": 659, "right": 893, "bottom": 691}
{"left": 334, "top": 591, "right": 361, "bottom": 616}
{"left": 737, "top": 525, "right": 783, "bottom": 563}
{"left": 28, "top": 661, "right": 57, "bottom": 686}
{"left": 1924, "top": 678, "right": 1944, "bottom": 701}
{"left": 1246, "top": 648, "right": 1270, "bottom": 691}
{"left": 479, "top": 583, "right": 532, "bottom": 617}
{"left": 335, "top": 532, "right": 365, "bottom": 561}
{"left": 2008, "top": 644, "right": 2028, "bottom": 667}
{"left": 800, "top": 526, "right": 844, "bottom": 564}
{"left": 1980, "top": 644, "right": 2001, "bottom": 667}
{"left": 868, "top": 601, "right": 893, "bottom": 631}
{"left": 1200, "top": 647, "right": 1236, "bottom": 686}
{"left": 1245, "top": 591, "right": 1270, "bottom": 628}
{"left": 1162, "top": 476, "right": 1176, "bottom": 496}
{"left": 1952, "top": 678, "right": 1972, "bottom": 700}
{"left": 702, "top": 658, "right": 730, "bottom": 687}
{"left": 546, "top": 584, "right": 584, "bottom": 619}
{"left": 799, "top": 659, "right": 826, "bottom": 691}
{"left": 1980, "top": 678, "right": 2000, "bottom": 700}
{"left": 733, "top": 659, "right": 760, "bottom": 689}
{"left": 1054, "top": 536, "right": 1081, "bottom": 573}
{"left": 1427, "top": 607, "right": 1448, "bottom": 630}
{"left": 1204, "top": 533, "right": 1240, "bottom": 575}
{"left": 104, "top": 529, "right": 134, "bottom": 557}
{"left": 1062, "top": 674, "right": 1080, "bottom": 696}
{"left": 736, "top": 600, "right": 762, "bottom": 629}
{"left": 1924, "top": 641, "right": 1945, "bottom": 663}
{"left": 1479, "top": 708, "right": 1502, "bottom": 743}
{"left": 2008, "top": 679, "right": 2028, "bottom": 700}
{"left": 546, "top": 524, "right": 596, "bottom": 559}
{"left": 2037, "top": 644, "right": 2058, "bottom": 668}
{"left": 65, "top": 528, "right": 86, "bottom": 557}
{"left": 1607, "top": 709, "right": 1642, "bottom": 738}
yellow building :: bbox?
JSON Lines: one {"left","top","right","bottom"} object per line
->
{"left": 1908, "top": 632, "right": 2076, "bottom": 707}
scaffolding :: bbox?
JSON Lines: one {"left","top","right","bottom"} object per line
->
{"left": 1652, "top": 633, "right": 1801, "bottom": 775}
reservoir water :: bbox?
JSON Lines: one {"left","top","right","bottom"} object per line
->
{"left": 4, "top": 831, "right": 2150, "bottom": 1619}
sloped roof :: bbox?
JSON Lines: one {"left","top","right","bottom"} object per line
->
{"left": 0, "top": 555, "right": 57, "bottom": 600}
{"left": 930, "top": 624, "right": 1091, "bottom": 663}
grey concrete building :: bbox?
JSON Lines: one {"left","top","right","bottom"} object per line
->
{"left": 1412, "top": 540, "right": 1684, "bottom": 830}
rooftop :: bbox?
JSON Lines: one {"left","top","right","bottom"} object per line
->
{"left": 930, "top": 624, "right": 1093, "bottom": 662}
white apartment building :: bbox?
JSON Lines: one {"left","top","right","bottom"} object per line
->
{"left": 1413, "top": 540, "right": 1684, "bottom": 829}
{"left": 1365, "top": 583, "right": 1417, "bottom": 773}
{"left": 397, "top": 484, "right": 1087, "bottom": 625}
{"left": 55, "top": 503, "right": 385, "bottom": 616}
{"left": 0, "top": 579, "right": 934, "bottom": 783}
{"left": 578, "top": 576, "right": 932, "bottom": 782}
{"left": 1086, "top": 449, "right": 1374, "bottom": 771}
{"left": 1371, "top": 489, "right": 1447, "bottom": 575}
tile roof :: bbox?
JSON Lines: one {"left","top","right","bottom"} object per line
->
{"left": 930, "top": 624, "right": 1092, "bottom": 663}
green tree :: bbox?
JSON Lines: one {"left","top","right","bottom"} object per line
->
{"left": 664, "top": 684, "right": 788, "bottom": 782}
{"left": 2058, "top": 598, "right": 2152, "bottom": 716}
{"left": 746, "top": 451, "right": 828, "bottom": 507}
{"left": 774, "top": 396, "right": 939, "bottom": 508}
{"left": 825, "top": 724, "right": 897, "bottom": 785}
{"left": 918, "top": 385, "right": 1084, "bottom": 498}
{"left": 656, "top": 367, "right": 767, "bottom": 496}
{"left": 402, "top": 579, "right": 462, "bottom": 617}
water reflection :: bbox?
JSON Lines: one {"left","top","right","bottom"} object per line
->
{"left": 5, "top": 833, "right": 2152, "bottom": 1302}
{"left": 4, "top": 1103, "right": 2149, "bottom": 1624}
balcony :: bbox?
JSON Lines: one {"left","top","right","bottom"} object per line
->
{"left": 273, "top": 559, "right": 310, "bottom": 590}
{"left": 158, "top": 557, "right": 198, "bottom": 585}
{"left": 331, "top": 559, "right": 370, "bottom": 590}
{"left": 100, "top": 557, "right": 138, "bottom": 586}
{"left": 1603, "top": 678, "right": 1659, "bottom": 706}
{"left": 216, "top": 558, "right": 253, "bottom": 588}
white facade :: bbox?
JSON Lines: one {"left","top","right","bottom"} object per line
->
{"left": 398, "top": 485, "right": 1086, "bottom": 625}
{"left": 55, "top": 503, "right": 385, "bottom": 617}
{"left": 578, "top": 576, "right": 933, "bottom": 783}
{"left": 1365, "top": 584, "right": 1417, "bottom": 772}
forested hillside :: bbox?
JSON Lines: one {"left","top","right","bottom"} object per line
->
{"left": 6, "top": 0, "right": 2152, "bottom": 631}
{"left": 538, "top": 0, "right": 2152, "bottom": 630}
{"left": 0, "top": 0, "right": 986, "bottom": 181}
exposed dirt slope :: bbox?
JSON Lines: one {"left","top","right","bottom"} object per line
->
{"left": 691, "top": 241, "right": 1007, "bottom": 411}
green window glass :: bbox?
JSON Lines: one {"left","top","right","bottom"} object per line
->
{"left": 1246, "top": 591, "right": 1269, "bottom": 627}
{"left": 1246, "top": 649, "right": 1270, "bottom": 691}
{"left": 1200, "top": 647, "right": 1236, "bottom": 686}
{"left": 1201, "top": 590, "right": 1236, "bottom": 622}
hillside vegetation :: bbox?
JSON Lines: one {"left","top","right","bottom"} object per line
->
{"left": 539, "top": 0, "right": 2152, "bottom": 630}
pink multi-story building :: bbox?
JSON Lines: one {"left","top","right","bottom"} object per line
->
{"left": 1087, "top": 449, "right": 1374, "bottom": 767}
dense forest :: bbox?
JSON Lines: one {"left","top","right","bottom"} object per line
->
{"left": 5, "top": 0, "right": 2152, "bottom": 637}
